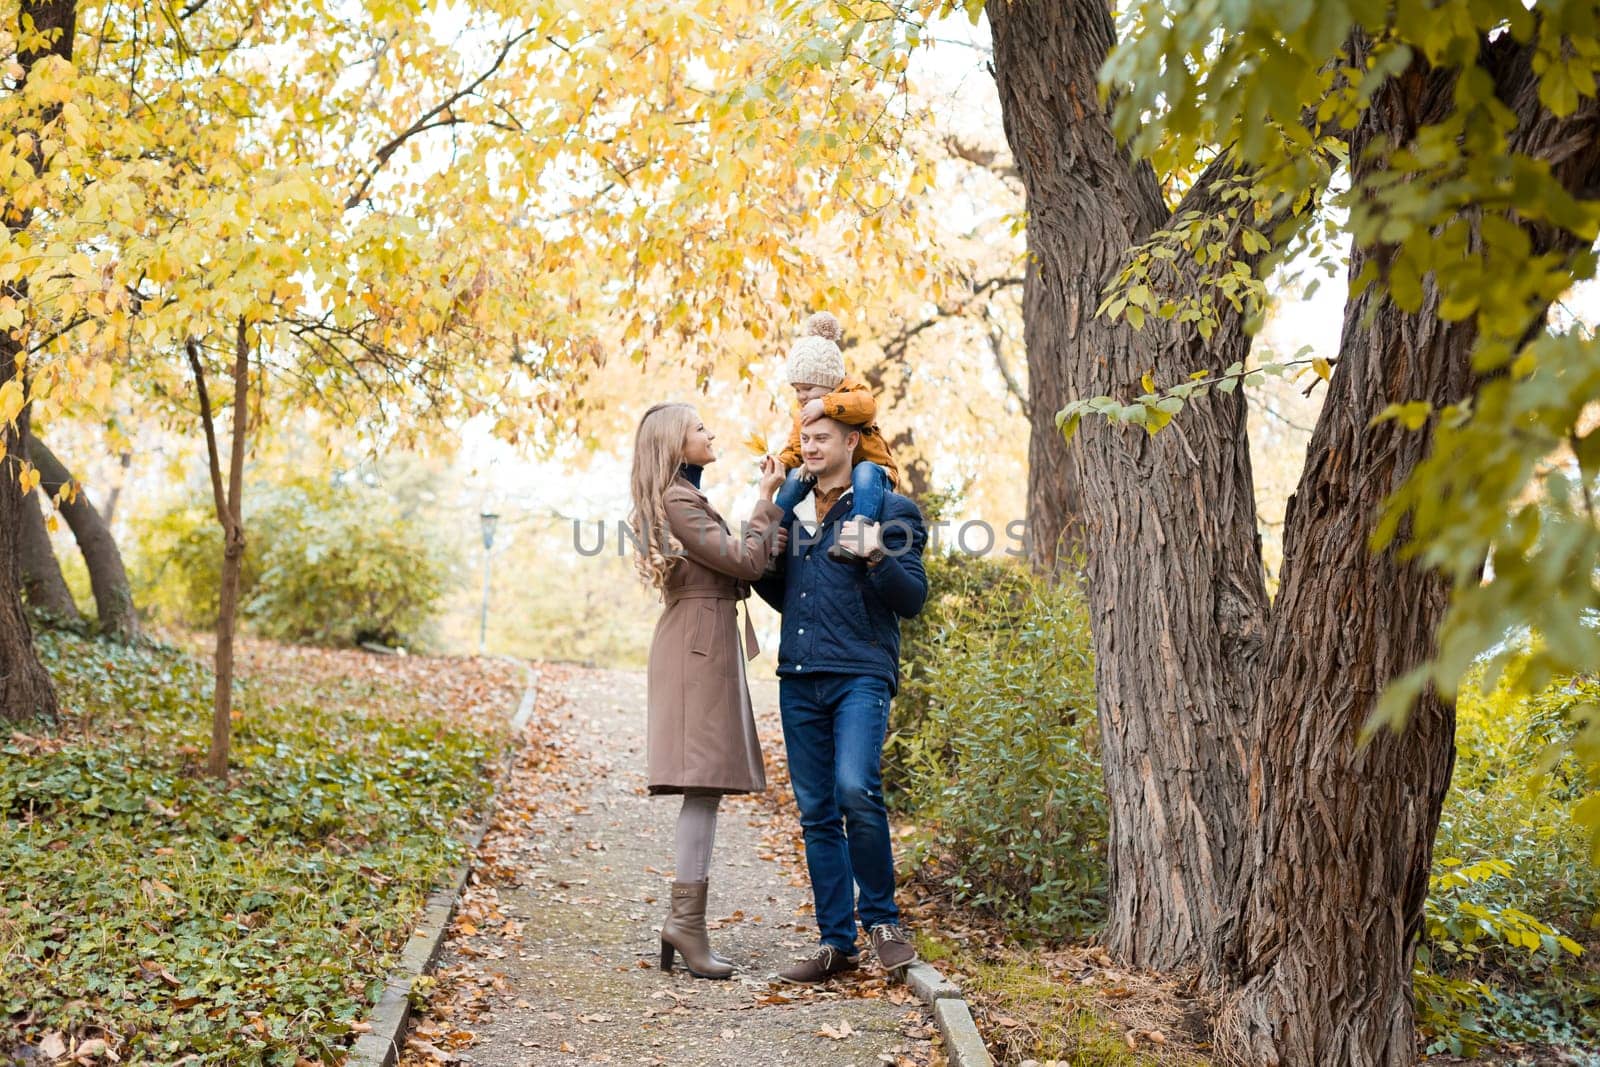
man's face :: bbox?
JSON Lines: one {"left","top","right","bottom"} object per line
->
{"left": 799, "top": 419, "right": 858, "bottom": 479}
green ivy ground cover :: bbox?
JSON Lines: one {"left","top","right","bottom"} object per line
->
{"left": 1, "top": 631, "right": 505, "bottom": 1064}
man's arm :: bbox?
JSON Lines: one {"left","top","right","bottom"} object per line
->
{"left": 865, "top": 499, "right": 928, "bottom": 618}
{"left": 752, "top": 520, "right": 792, "bottom": 610}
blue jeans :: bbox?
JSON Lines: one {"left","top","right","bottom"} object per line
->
{"left": 774, "top": 468, "right": 814, "bottom": 525}
{"left": 779, "top": 673, "right": 899, "bottom": 953}
{"left": 774, "top": 462, "right": 888, "bottom": 525}
{"left": 848, "top": 462, "right": 888, "bottom": 524}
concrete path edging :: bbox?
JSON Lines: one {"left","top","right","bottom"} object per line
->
{"left": 345, "top": 659, "right": 540, "bottom": 1067}
{"left": 897, "top": 961, "right": 994, "bottom": 1067}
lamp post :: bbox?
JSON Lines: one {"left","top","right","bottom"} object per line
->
{"left": 478, "top": 511, "right": 500, "bottom": 656}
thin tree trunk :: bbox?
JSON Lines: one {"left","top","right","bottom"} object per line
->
{"left": 102, "top": 451, "right": 131, "bottom": 526}
{"left": 989, "top": 0, "right": 1270, "bottom": 969}
{"left": 188, "top": 321, "right": 250, "bottom": 779}
{"left": 0, "top": 0, "right": 76, "bottom": 725}
{"left": 18, "top": 484, "right": 80, "bottom": 623}
{"left": 28, "top": 436, "right": 138, "bottom": 641}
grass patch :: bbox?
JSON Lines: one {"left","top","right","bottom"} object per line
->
{"left": 1, "top": 630, "right": 509, "bottom": 1064}
{"left": 916, "top": 932, "right": 1209, "bottom": 1067}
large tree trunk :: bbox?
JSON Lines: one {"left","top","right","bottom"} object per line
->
{"left": 0, "top": 0, "right": 76, "bottom": 725}
{"left": 28, "top": 436, "right": 139, "bottom": 641}
{"left": 0, "top": 397, "right": 60, "bottom": 725}
{"left": 18, "top": 485, "right": 81, "bottom": 623}
{"left": 1212, "top": 246, "right": 1467, "bottom": 1067}
{"left": 1212, "top": 42, "right": 1600, "bottom": 1066}
{"left": 989, "top": 0, "right": 1270, "bottom": 969}
{"left": 992, "top": 3, "right": 1600, "bottom": 1059}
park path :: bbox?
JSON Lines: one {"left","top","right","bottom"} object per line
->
{"left": 398, "top": 665, "right": 940, "bottom": 1067}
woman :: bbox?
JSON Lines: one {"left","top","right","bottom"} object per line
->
{"left": 629, "top": 402, "right": 786, "bottom": 979}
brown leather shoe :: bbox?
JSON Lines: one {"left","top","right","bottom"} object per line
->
{"left": 660, "top": 881, "right": 734, "bottom": 980}
{"left": 868, "top": 923, "right": 916, "bottom": 972}
{"left": 777, "top": 944, "right": 860, "bottom": 984}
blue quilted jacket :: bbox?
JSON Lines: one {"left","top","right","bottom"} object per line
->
{"left": 752, "top": 488, "right": 928, "bottom": 694}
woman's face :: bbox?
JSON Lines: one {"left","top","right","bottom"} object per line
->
{"left": 682, "top": 415, "right": 717, "bottom": 466}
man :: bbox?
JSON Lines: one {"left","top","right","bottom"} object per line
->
{"left": 756, "top": 418, "right": 929, "bottom": 983}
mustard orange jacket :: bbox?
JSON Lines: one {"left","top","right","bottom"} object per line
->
{"left": 777, "top": 375, "right": 901, "bottom": 489}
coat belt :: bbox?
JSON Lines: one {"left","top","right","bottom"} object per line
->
{"left": 663, "top": 587, "right": 760, "bottom": 661}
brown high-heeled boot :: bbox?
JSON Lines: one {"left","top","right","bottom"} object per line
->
{"left": 659, "top": 881, "right": 733, "bottom": 980}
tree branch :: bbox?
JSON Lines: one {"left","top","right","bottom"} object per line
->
{"left": 985, "top": 318, "right": 1030, "bottom": 417}
{"left": 185, "top": 337, "right": 231, "bottom": 534}
{"left": 344, "top": 26, "right": 538, "bottom": 210}
{"left": 225, "top": 318, "right": 248, "bottom": 533}
{"left": 944, "top": 135, "right": 1019, "bottom": 181}
{"left": 879, "top": 273, "right": 1024, "bottom": 364}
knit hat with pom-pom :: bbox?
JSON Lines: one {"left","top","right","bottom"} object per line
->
{"left": 785, "top": 312, "right": 846, "bottom": 389}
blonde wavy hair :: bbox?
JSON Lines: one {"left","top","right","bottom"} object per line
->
{"left": 629, "top": 402, "right": 698, "bottom": 591}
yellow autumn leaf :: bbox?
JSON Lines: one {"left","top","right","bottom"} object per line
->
{"left": 19, "top": 464, "right": 40, "bottom": 495}
{"left": 1313, "top": 357, "right": 1332, "bottom": 382}
{"left": 1141, "top": 370, "right": 1157, "bottom": 394}
{"left": 745, "top": 432, "right": 769, "bottom": 455}
{"left": 45, "top": 513, "right": 59, "bottom": 534}
{"left": 0, "top": 380, "right": 24, "bottom": 425}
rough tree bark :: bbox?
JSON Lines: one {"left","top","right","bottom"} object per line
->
{"left": 18, "top": 485, "right": 81, "bottom": 623}
{"left": 990, "top": 1, "right": 1600, "bottom": 1063}
{"left": 989, "top": 0, "right": 1269, "bottom": 969}
{"left": 0, "top": 0, "right": 76, "bottom": 725}
{"left": 1212, "top": 42, "right": 1600, "bottom": 1066}
{"left": 28, "top": 436, "right": 139, "bottom": 641}
{"left": 188, "top": 323, "right": 250, "bottom": 779}
{"left": 0, "top": 400, "right": 62, "bottom": 725}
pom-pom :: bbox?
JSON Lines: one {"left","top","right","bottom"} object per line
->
{"left": 802, "top": 311, "right": 842, "bottom": 343}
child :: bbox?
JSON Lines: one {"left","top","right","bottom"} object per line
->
{"left": 773, "top": 311, "right": 901, "bottom": 562}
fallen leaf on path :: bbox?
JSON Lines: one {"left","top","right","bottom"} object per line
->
{"left": 39, "top": 1034, "right": 67, "bottom": 1059}
{"left": 404, "top": 1037, "right": 458, "bottom": 1063}
{"left": 818, "top": 1019, "right": 855, "bottom": 1040}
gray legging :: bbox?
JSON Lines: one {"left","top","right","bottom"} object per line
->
{"left": 674, "top": 793, "right": 721, "bottom": 883}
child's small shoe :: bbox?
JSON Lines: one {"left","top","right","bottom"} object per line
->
{"left": 826, "top": 542, "right": 860, "bottom": 564}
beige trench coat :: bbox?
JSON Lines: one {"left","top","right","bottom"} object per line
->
{"left": 646, "top": 476, "right": 782, "bottom": 796}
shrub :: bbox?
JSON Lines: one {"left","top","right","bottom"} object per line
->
{"left": 128, "top": 500, "right": 243, "bottom": 628}
{"left": 130, "top": 476, "right": 452, "bottom": 647}
{"left": 2, "top": 630, "right": 501, "bottom": 1062}
{"left": 1417, "top": 669, "right": 1600, "bottom": 1054}
{"left": 890, "top": 552, "right": 1105, "bottom": 940}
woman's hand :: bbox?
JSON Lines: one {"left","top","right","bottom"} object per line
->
{"left": 758, "top": 454, "right": 786, "bottom": 499}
